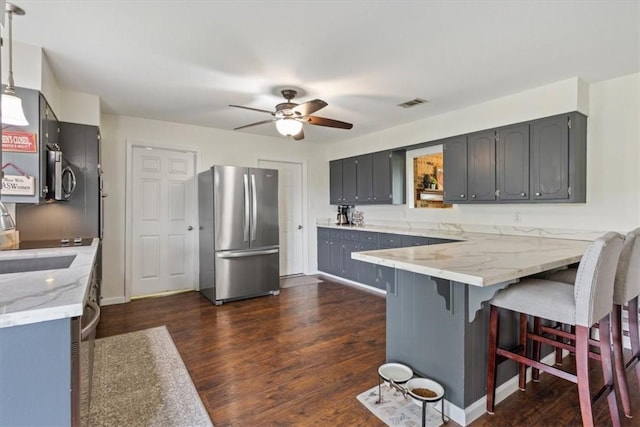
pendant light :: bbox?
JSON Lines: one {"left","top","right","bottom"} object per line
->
{"left": 2, "top": 2, "right": 28, "bottom": 126}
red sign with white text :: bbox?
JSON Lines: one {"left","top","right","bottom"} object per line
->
{"left": 2, "top": 131, "right": 38, "bottom": 153}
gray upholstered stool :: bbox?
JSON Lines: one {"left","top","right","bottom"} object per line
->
{"left": 486, "top": 232, "right": 624, "bottom": 427}
{"left": 544, "top": 228, "right": 640, "bottom": 418}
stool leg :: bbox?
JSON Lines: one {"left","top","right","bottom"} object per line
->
{"left": 554, "top": 322, "right": 564, "bottom": 365}
{"left": 575, "top": 325, "right": 595, "bottom": 427}
{"left": 519, "top": 313, "right": 528, "bottom": 391}
{"left": 599, "top": 314, "right": 621, "bottom": 427}
{"left": 628, "top": 297, "right": 640, "bottom": 387}
{"left": 532, "top": 316, "right": 542, "bottom": 382}
{"left": 611, "top": 304, "right": 632, "bottom": 417}
{"left": 486, "top": 305, "right": 499, "bottom": 414}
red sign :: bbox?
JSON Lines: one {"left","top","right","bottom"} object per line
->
{"left": 2, "top": 131, "right": 38, "bottom": 153}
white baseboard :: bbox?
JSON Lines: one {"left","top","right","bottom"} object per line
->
{"left": 317, "top": 272, "right": 386, "bottom": 296}
{"left": 100, "top": 296, "right": 126, "bottom": 306}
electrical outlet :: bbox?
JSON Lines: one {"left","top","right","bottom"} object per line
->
{"left": 514, "top": 212, "right": 521, "bottom": 223}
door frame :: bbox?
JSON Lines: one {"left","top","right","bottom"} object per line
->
{"left": 257, "top": 158, "right": 309, "bottom": 275}
{"left": 124, "top": 139, "right": 200, "bottom": 302}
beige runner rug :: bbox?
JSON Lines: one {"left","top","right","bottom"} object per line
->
{"left": 83, "top": 326, "right": 213, "bottom": 427}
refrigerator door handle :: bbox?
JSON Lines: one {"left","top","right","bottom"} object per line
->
{"left": 243, "top": 174, "right": 250, "bottom": 242}
{"left": 251, "top": 174, "right": 257, "bottom": 241}
{"left": 216, "top": 248, "right": 279, "bottom": 258}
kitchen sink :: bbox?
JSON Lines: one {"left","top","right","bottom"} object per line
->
{"left": 0, "top": 255, "right": 77, "bottom": 274}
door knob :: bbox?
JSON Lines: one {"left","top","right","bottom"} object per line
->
{"left": 297, "top": 225, "right": 303, "bottom": 230}
{"left": 187, "top": 226, "right": 193, "bottom": 231}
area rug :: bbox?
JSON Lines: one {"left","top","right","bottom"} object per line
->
{"left": 357, "top": 383, "right": 445, "bottom": 427}
{"left": 83, "top": 326, "right": 213, "bottom": 427}
{"left": 280, "top": 274, "right": 324, "bottom": 288}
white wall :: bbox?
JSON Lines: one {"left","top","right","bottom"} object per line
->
{"left": 58, "top": 91, "right": 100, "bottom": 125}
{"left": 322, "top": 73, "right": 640, "bottom": 234}
{"left": 99, "top": 115, "right": 330, "bottom": 301}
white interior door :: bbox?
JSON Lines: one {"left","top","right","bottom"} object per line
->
{"left": 131, "top": 146, "right": 197, "bottom": 297}
{"left": 258, "top": 160, "right": 304, "bottom": 276}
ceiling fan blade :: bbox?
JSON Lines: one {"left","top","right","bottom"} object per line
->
{"left": 304, "top": 115, "right": 353, "bottom": 129}
{"left": 292, "top": 129, "right": 305, "bottom": 141}
{"left": 292, "top": 99, "right": 327, "bottom": 117}
{"left": 229, "top": 104, "right": 275, "bottom": 115}
{"left": 233, "top": 119, "right": 276, "bottom": 130}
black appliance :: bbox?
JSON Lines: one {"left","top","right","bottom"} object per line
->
{"left": 337, "top": 204, "right": 353, "bottom": 225}
{"left": 46, "top": 144, "right": 77, "bottom": 201}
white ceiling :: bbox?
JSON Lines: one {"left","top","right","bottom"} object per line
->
{"left": 7, "top": 0, "right": 640, "bottom": 143}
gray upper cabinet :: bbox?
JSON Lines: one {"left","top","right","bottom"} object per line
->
{"left": 356, "top": 154, "right": 373, "bottom": 203}
{"left": 467, "top": 130, "right": 496, "bottom": 201}
{"left": 329, "top": 149, "right": 405, "bottom": 205}
{"left": 341, "top": 157, "right": 357, "bottom": 204}
{"left": 443, "top": 111, "right": 586, "bottom": 204}
{"left": 443, "top": 135, "right": 468, "bottom": 202}
{"left": 329, "top": 160, "right": 343, "bottom": 204}
{"left": 496, "top": 123, "right": 529, "bottom": 201}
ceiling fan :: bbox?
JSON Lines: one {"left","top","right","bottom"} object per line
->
{"left": 229, "top": 89, "right": 353, "bottom": 141}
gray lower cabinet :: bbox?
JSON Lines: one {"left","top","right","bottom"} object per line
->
{"left": 317, "top": 227, "right": 454, "bottom": 291}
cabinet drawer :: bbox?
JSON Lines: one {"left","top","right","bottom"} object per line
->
{"left": 401, "top": 235, "right": 431, "bottom": 247}
{"left": 378, "top": 233, "right": 403, "bottom": 249}
{"left": 343, "top": 230, "right": 362, "bottom": 241}
{"left": 317, "top": 228, "right": 331, "bottom": 239}
{"left": 329, "top": 229, "right": 345, "bottom": 240}
{"left": 358, "top": 231, "right": 378, "bottom": 245}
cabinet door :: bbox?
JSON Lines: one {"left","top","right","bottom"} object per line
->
{"left": 443, "top": 136, "right": 468, "bottom": 202}
{"left": 329, "top": 240, "right": 343, "bottom": 275}
{"left": 376, "top": 266, "right": 395, "bottom": 291}
{"left": 356, "top": 242, "right": 378, "bottom": 286}
{"left": 497, "top": 124, "right": 529, "bottom": 201}
{"left": 467, "top": 130, "right": 496, "bottom": 201}
{"left": 329, "top": 160, "right": 343, "bottom": 205}
{"left": 341, "top": 157, "right": 358, "bottom": 204}
{"left": 372, "top": 151, "right": 392, "bottom": 203}
{"left": 531, "top": 116, "right": 570, "bottom": 200}
{"left": 356, "top": 154, "right": 373, "bottom": 204}
{"left": 342, "top": 240, "right": 359, "bottom": 280}
{"left": 317, "top": 233, "right": 331, "bottom": 273}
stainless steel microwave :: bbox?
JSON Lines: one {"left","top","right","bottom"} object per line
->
{"left": 46, "top": 148, "right": 77, "bottom": 200}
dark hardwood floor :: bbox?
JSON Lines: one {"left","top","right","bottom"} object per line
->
{"left": 98, "top": 279, "right": 640, "bottom": 426}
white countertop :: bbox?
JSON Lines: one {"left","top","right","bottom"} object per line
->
{"left": 317, "top": 222, "right": 594, "bottom": 287}
{"left": 0, "top": 238, "right": 99, "bottom": 328}
{"left": 352, "top": 236, "right": 590, "bottom": 287}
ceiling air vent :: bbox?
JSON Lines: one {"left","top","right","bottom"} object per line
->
{"left": 397, "top": 98, "right": 428, "bottom": 108}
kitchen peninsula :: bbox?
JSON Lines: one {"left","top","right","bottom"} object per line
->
{"left": 345, "top": 223, "right": 593, "bottom": 425}
{"left": 0, "top": 239, "right": 100, "bottom": 426}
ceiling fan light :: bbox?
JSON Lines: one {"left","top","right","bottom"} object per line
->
{"left": 1, "top": 92, "right": 29, "bottom": 126}
{"left": 275, "top": 118, "right": 303, "bottom": 136}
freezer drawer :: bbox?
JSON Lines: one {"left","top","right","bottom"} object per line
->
{"left": 214, "top": 248, "right": 279, "bottom": 303}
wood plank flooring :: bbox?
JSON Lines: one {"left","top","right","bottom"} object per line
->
{"left": 97, "top": 279, "right": 640, "bottom": 426}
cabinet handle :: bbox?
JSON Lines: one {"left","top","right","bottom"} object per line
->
{"left": 535, "top": 192, "right": 541, "bottom": 197}
{"left": 520, "top": 192, "right": 526, "bottom": 197}
{"left": 471, "top": 194, "right": 476, "bottom": 199}
{"left": 460, "top": 194, "right": 465, "bottom": 198}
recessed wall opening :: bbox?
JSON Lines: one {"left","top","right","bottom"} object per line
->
{"left": 406, "top": 145, "right": 452, "bottom": 209}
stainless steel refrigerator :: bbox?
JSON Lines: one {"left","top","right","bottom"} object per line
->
{"left": 198, "top": 165, "right": 280, "bottom": 305}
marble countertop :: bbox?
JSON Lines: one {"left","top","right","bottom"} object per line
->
{"left": 318, "top": 220, "right": 596, "bottom": 287}
{"left": 0, "top": 238, "right": 99, "bottom": 328}
{"left": 352, "top": 236, "right": 590, "bottom": 287}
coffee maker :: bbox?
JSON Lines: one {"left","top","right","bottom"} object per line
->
{"left": 336, "top": 205, "right": 353, "bottom": 226}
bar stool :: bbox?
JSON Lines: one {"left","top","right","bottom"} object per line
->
{"left": 486, "top": 232, "right": 624, "bottom": 427}
{"left": 544, "top": 228, "right": 640, "bottom": 418}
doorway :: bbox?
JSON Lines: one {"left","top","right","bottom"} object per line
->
{"left": 127, "top": 144, "right": 198, "bottom": 298}
{"left": 258, "top": 159, "right": 305, "bottom": 276}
